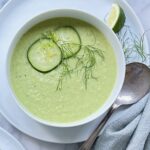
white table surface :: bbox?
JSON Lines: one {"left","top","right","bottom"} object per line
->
{"left": 0, "top": 0, "right": 150, "bottom": 150}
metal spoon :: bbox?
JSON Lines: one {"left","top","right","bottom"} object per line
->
{"left": 79, "top": 62, "right": 150, "bottom": 150}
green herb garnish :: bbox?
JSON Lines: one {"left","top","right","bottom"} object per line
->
{"left": 55, "top": 42, "right": 104, "bottom": 91}
{"left": 74, "top": 45, "right": 104, "bottom": 89}
{"left": 43, "top": 31, "right": 104, "bottom": 90}
{"left": 117, "top": 25, "right": 150, "bottom": 64}
{"left": 42, "top": 30, "right": 105, "bottom": 91}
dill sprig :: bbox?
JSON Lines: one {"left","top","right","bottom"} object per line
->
{"left": 56, "top": 43, "right": 104, "bottom": 90}
{"left": 117, "top": 25, "right": 150, "bottom": 64}
{"left": 42, "top": 31, "right": 105, "bottom": 91}
{"left": 74, "top": 45, "right": 104, "bottom": 89}
{"left": 56, "top": 60, "right": 72, "bottom": 91}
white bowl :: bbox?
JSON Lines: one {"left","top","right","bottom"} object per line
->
{"left": 6, "top": 9, "right": 125, "bottom": 128}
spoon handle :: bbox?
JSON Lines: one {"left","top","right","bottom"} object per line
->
{"left": 79, "top": 106, "right": 115, "bottom": 150}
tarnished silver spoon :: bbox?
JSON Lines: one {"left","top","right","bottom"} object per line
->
{"left": 79, "top": 62, "right": 150, "bottom": 150}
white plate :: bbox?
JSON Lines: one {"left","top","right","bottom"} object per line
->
{"left": 0, "top": 127, "right": 25, "bottom": 150}
{"left": 0, "top": 0, "right": 149, "bottom": 144}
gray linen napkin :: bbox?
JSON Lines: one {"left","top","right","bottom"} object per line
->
{"left": 93, "top": 94, "right": 150, "bottom": 150}
{"left": 0, "top": 0, "right": 7, "bottom": 9}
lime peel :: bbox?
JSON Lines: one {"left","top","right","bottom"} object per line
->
{"left": 107, "top": 3, "right": 126, "bottom": 33}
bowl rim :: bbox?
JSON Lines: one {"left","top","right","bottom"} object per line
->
{"left": 6, "top": 8, "right": 126, "bottom": 128}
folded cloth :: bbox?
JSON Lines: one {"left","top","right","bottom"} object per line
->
{"left": 0, "top": 0, "right": 8, "bottom": 9}
{"left": 93, "top": 94, "right": 150, "bottom": 150}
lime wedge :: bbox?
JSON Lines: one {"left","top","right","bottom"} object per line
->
{"left": 107, "top": 3, "right": 126, "bottom": 33}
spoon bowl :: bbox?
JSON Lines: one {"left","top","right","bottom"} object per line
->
{"left": 115, "top": 62, "right": 150, "bottom": 106}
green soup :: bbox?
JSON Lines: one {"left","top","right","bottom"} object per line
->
{"left": 10, "top": 18, "right": 117, "bottom": 123}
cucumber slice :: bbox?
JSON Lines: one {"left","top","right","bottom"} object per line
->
{"left": 27, "top": 38, "right": 62, "bottom": 73}
{"left": 55, "top": 26, "right": 81, "bottom": 59}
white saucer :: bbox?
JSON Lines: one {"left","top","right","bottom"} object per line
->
{"left": 0, "top": 0, "right": 149, "bottom": 143}
{"left": 0, "top": 127, "right": 25, "bottom": 150}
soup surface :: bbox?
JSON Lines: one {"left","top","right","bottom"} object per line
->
{"left": 10, "top": 18, "right": 117, "bottom": 123}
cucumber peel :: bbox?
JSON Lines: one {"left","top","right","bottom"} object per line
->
{"left": 27, "top": 38, "right": 62, "bottom": 73}
{"left": 55, "top": 26, "right": 81, "bottom": 58}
